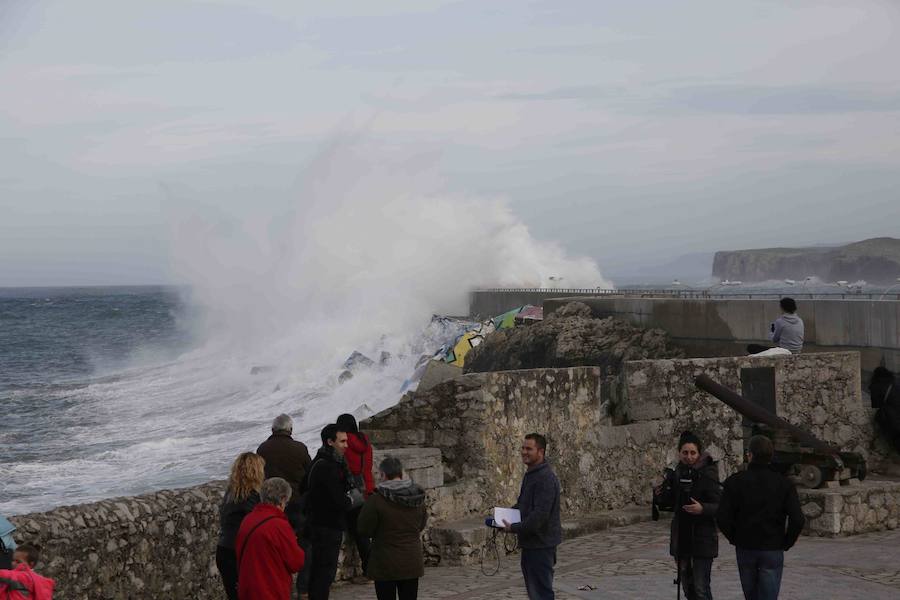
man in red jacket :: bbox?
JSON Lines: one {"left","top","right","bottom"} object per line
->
{"left": 0, "top": 543, "right": 55, "bottom": 600}
{"left": 236, "top": 477, "right": 306, "bottom": 600}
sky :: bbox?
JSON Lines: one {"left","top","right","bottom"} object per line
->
{"left": 2, "top": 0, "right": 899, "bottom": 286}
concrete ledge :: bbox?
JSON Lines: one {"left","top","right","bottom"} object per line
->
{"left": 426, "top": 505, "right": 652, "bottom": 566}
{"left": 800, "top": 479, "right": 900, "bottom": 537}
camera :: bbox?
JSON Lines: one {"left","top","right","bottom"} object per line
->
{"left": 651, "top": 465, "right": 696, "bottom": 520}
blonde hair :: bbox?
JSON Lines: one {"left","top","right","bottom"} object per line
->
{"left": 227, "top": 452, "right": 265, "bottom": 502}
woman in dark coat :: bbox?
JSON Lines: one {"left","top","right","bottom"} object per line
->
{"left": 357, "top": 456, "right": 427, "bottom": 600}
{"left": 336, "top": 413, "right": 374, "bottom": 580}
{"left": 654, "top": 431, "right": 721, "bottom": 600}
{"left": 216, "top": 452, "right": 265, "bottom": 600}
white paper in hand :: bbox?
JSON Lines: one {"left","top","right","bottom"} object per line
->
{"left": 493, "top": 507, "right": 521, "bottom": 528}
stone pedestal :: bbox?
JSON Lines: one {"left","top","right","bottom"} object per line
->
{"left": 799, "top": 479, "right": 900, "bottom": 537}
{"left": 372, "top": 447, "right": 443, "bottom": 489}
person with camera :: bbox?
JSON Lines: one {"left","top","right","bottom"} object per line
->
{"left": 653, "top": 431, "right": 721, "bottom": 600}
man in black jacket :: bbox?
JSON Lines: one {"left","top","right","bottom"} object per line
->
{"left": 306, "top": 423, "right": 364, "bottom": 600}
{"left": 717, "top": 435, "right": 805, "bottom": 600}
{"left": 502, "top": 433, "right": 561, "bottom": 600}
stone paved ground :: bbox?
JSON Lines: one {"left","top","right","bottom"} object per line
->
{"left": 331, "top": 520, "right": 900, "bottom": 599}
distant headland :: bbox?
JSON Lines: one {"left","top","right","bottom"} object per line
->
{"left": 712, "top": 237, "right": 900, "bottom": 284}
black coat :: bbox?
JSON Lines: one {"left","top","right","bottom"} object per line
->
{"left": 217, "top": 490, "right": 260, "bottom": 549}
{"left": 654, "top": 454, "right": 721, "bottom": 559}
{"left": 306, "top": 448, "right": 353, "bottom": 531}
{"left": 717, "top": 463, "right": 805, "bottom": 551}
{"left": 510, "top": 462, "right": 562, "bottom": 549}
{"left": 256, "top": 433, "right": 312, "bottom": 502}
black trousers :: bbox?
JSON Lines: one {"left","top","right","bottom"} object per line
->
{"left": 374, "top": 579, "right": 419, "bottom": 600}
{"left": 285, "top": 502, "right": 312, "bottom": 594}
{"left": 346, "top": 506, "right": 372, "bottom": 574}
{"left": 215, "top": 545, "right": 238, "bottom": 600}
{"left": 308, "top": 526, "right": 344, "bottom": 600}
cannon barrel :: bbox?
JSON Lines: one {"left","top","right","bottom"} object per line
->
{"left": 694, "top": 374, "right": 840, "bottom": 455}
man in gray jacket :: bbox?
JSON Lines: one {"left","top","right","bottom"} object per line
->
{"left": 502, "top": 433, "right": 561, "bottom": 600}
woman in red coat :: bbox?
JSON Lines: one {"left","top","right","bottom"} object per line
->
{"left": 236, "top": 478, "right": 305, "bottom": 600}
{"left": 336, "top": 413, "right": 373, "bottom": 582}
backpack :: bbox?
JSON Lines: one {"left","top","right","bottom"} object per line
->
{"left": 0, "top": 517, "right": 15, "bottom": 570}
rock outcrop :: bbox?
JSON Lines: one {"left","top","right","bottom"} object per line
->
{"left": 712, "top": 237, "right": 900, "bottom": 283}
{"left": 463, "top": 301, "right": 684, "bottom": 374}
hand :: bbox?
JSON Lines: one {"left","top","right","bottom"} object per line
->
{"left": 501, "top": 519, "right": 513, "bottom": 532}
{"left": 682, "top": 497, "right": 703, "bottom": 515}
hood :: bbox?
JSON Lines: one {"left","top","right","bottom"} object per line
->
{"left": 376, "top": 479, "right": 425, "bottom": 508}
{"left": 346, "top": 432, "right": 369, "bottom": 453}
{"left": 692, "top": 452, "right": 719, "bottom": 477}
{"left": 780, "top": 314, "right": 801, "bottom": 324}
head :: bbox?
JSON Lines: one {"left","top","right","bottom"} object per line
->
{"left": 12, "top": 543, "right": 40, "bottom": 568}
{"left": 271, "top": 413, "right": 293, "bottom": 435}
{"left": 336, "top": 413, "right": 359, "bottom": 434}
{"left": 228, "top": 452, "right": 266, "bottom": 502}
{"left": 321, "top": 423, "right": 349, "bottom": 456}
{"left": 521, "top": 433, "right": 547, "bottom": 467}
{"left": 780, "top": 297, "right": 797, "bottom": 314}
{"left": 747, "top": 435, "right": 774, "bottom": 464}
{"left": 678, "top": 431, "right": 702, "bottom": 467}
{"left": 260, "top": 477, "right": 292, "bottom": 510}
{"left": 378, "top": 456, "right": 403, "bottom": 481}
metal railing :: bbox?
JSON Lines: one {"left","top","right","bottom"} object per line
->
{"left": 472, "top": 288, "right": 900, "bottom": 301}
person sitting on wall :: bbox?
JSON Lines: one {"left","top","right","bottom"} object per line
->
{"left": 236, "top": 477, "right": 306, "bottom": 600}
{"left": 0, "top": 543, "right": 56, "bottom": 600}
{"left": 747, "top": 298, "right": 804, "bottom": 355}
{"left": 869, "top": 366, "right": 900, "bottom": 453}
{"left": 653, "top": 431, "right": 721, "bottom": 600}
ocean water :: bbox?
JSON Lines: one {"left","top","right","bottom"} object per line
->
{"left": 0, "top": 286, "right": 467, "bottom": 515}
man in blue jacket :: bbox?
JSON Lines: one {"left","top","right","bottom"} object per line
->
{"left": 502, "top": 433, "right": 561, "bottom": 600}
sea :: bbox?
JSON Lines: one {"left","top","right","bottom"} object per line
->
{"left": 0, "top": 285, "right": 465, "bottom": 516}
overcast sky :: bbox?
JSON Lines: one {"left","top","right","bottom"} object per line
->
{"left": 2, "top": 0, "right": 899, "bottom": 286}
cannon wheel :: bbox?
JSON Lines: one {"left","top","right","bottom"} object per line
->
{"left": 796, "top": 464, "right": 824, "bottom": 488}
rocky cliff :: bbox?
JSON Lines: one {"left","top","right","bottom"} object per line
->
{"left": 712, "top": 237, "right": 900, "bottom": 283}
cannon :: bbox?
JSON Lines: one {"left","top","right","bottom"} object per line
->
{"left": 694, "top": 374, "right": 866, "bottom": 488}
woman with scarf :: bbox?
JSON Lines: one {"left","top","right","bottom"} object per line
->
{"left": 654, "top": 431, "right": 721, "bottom": 600}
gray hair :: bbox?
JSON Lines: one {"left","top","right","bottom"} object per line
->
{"left": 272, "top": 414, "right": 293, "bottom": 433}
{"left": 260, "top": 477, "right": 292, "bottom": 506}
{"left": 379, "top": 456, "right": 403, "bottom": 480}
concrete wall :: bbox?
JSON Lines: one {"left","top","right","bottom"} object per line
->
{"left": 8, "top": 448, "right": 442, "bottom": 600}
{"left": 541, "top": 296, "right": 900, "bottom": 376}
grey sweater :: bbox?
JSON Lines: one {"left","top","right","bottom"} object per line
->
{"left": 771, "top": 313, "right": 804, "bottom": 353}
{"left": 510, "top": 462, "right": 562, "bottom": 549}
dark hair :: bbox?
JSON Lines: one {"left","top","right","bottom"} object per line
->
{"left": 780, "top": 297, "right": 797, "bottom": 313}
{"left": 321, "top": 423, "right": 342, "bottom": 445}
{"left": 678, "top": 431, "right": 702, "bottom": 452}
{"left": 748, "top": 435, "right": 774, "bottom": 463}
{"left": 15, "top": 543, "right": 40, "bottom": 566}
{"left": 524, "top": 433, "right": 547, "bottom": 452}
{"left": 379, "top": 456, "right": 403, "bottom": 480}
{"left": 336, "top": 413, "right": 359, "bottom": 434}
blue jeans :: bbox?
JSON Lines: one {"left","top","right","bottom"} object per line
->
{"left": 520, "top": 547, "right": 556, "bottom": 600}
{"left": 678, "top": 557, "right": 713, "bottom": 600}
{"left": 736, "top": 548, "right": 784, "bottom": 600}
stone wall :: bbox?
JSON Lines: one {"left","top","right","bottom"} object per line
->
{"left": 364, "top": 352, "right": 886, "bottom": 526}
{"left": 799, "top": 480, "right": 900, "bottom": 536}
{"left": 8, "top": 447, "right": 442, "bottom": 600}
